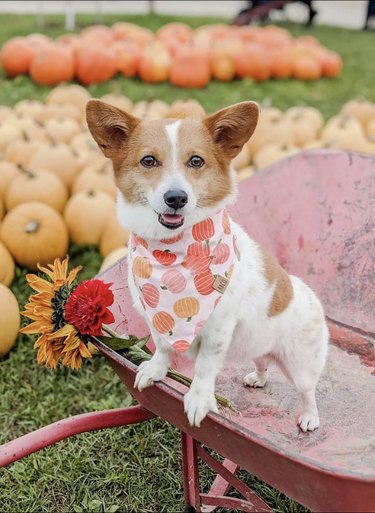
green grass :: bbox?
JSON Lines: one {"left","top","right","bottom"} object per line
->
{"left": 0, "top": 11, "right": 373, "bottom": 513}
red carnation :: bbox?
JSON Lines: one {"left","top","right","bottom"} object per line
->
{"left": 64, "top": 279, "right": 115, "bottom": 337}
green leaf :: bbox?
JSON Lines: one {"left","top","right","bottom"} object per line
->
{"left": 73, "top": 506, "right": 83, "bottom": 513}
{"left": 88, "top": 499, "right": 102, "bottom": 512}
{"left": 94, "top": 335, "right": 138, "bottom": 350}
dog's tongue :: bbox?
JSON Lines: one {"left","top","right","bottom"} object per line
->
{"left": 161, "top": 214, "right": 184, "bottom": 225}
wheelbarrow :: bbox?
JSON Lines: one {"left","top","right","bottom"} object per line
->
{"left": 1, "top": 149, "right": 374, "bottom": 512}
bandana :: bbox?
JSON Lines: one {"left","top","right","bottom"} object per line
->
{"left": 128, "top": 208, "right": 239, "bottom": 353}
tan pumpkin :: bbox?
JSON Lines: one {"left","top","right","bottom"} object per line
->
{"left": 0, "top": 197, "right": 3, "bottom": 220}
{"left": 100, "top": 246, "right": 128, "bottom": 272}
{"left": 0, "top": 284, "right": 20, "bottom": 356}
{"left": 44, "top": 117, "right": 80, "bottom": 143}
{"left": 321, "top": 115, "right": 365, "bottom": 150}
{"left": 248, "top": 114, "right": 293, "bottom": 154}
{"left": 47, "top": 85, "right": 91, "bottom": 117}
{"left": 253, "top": 143, "right": 299, "bottom": 169}
{"left": 165, "top": 99, "right": 206, "bottom": 119}
{"left": 284, "top": 106, "right": 324, "bottom": 132}
{"left": 70, "top": 131, "right": 101, "bottom": 153}
{"left": 64, "top": 190, "right": 116, "bottom": 245}
{"left": 14, "top": 99, "right": 45, "bottom": 120}
{"left": 0, "top": 201, "right": 69, "bottom": 270}
{"left": 72, "top": 163, "right": 117, "bottom": 198}
{"left": 100, "top": 94, "right": 133, "bottom": 113}
{"left": 100, "top": 214, "right": 130, "bottom": 257}
{"left": 0, "top": 161, "right": 21, "bottom": 199}
{"left": 367, "top": 118, "right": 375, "bottom": 138}
{"left": 5, "top": 168, "right": 68, "bottom": 212}
{"left": 0, "top": 122, "right": 22, "bottom": 150}
{"left": 0, "top": 241, "right": 15, "bottom": 286}
{"left": 7, "top": 113, "right": 45, "bottom": 141}
{"left": 34, "top": 103, "right": 81, "bottom": 124}
{"left": 4, "top": 133, "right": 41, "bottom": 166}
{"left": 340, "top": 99, "right": 375, "bottom": 130}
{"left": 0, "top": 105, "right": 13, "bottom": 121}
{"left": 232, "top": 143, "right": 252, "bottom": 171}
{"left": 283, "top": 107, "right": 323, "bottom": 147}
{"left": 29, "top": 141, "right": 80, "bottom": 188}
{"left": 237, "top": 165, "right": 255, "bottom": 182}
{"left": 132, "top": 99, "right": 169, "bottom": 119}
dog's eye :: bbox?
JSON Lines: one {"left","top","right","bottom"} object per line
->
{"left": 188, "top": 155, "right": 205, "bottom": 169}
{"left": 140, "top": 155, "right": 158, "bottom": 168}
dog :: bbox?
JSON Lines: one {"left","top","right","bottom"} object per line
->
{"left": 86, "top": 99, "right": 328, "bottom": 432}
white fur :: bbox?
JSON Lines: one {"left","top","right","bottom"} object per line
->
{"left": 120, "top": 122, "right": 328, "bottom": 432}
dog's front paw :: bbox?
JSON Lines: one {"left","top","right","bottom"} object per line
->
{"left": 298, "top": 412, "right": 320, "bottom": 432}
{"left": 134, "top": 359, "right": 168, "bottom": 391}
{"left": 243, "top": 371, "right": 267, "bottom": 388}
{"left": 184, "top": 388, "right": 218, "bottom": 427}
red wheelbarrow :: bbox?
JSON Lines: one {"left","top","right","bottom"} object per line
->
{"left": 1, "top": 149, "right": 375, "bottom": 512}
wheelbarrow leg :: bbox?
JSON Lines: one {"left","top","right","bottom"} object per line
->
{"left": 181, "top": 432, "right": 201, "bottom": 512}
{"left": 181, "top": 432, "right": 273, "bottom": 513}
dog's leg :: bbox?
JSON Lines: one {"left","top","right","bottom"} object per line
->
{"left": 184, "top": 320, "right": 236, "bottom": 427}
{"left": 134, "top": 329, "right": 172, "bottom": 391}
{"left": 277, "top": 335, "right": 327, "bottom": 432}
{"left": 243, "top": 356, "right": 269, "bottom": 388}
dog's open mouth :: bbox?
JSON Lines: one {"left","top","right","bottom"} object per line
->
{"left": 158, "top": 213, "right": 185, "bottom": 229}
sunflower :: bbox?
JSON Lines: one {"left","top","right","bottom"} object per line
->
{"left": 20, "top": 257, "right": 92, "bottom": 370}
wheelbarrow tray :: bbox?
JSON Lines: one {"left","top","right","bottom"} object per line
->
{"left": 97, "top": 150, "right": 375, "bottom": 513}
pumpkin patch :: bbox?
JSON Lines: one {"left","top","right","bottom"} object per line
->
{"left": 0, "top": 23, "right": 343, "bottom": 87}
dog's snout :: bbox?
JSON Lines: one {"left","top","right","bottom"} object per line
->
{"left": 164, "top": 190, "right": 188, "bottom": 210}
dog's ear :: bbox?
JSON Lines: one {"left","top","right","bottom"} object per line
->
{"left": 86, "top": 99, "right": 139, "bottom": 159}
{"left": 205, "top": 101, "right": 259, "bottom": 160}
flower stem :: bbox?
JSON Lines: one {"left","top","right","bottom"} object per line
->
{"left": 97, "top": 329, "right": 237, "bottom": 413}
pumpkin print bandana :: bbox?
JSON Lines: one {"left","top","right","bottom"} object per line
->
{"left": 129, "top": 209, "right": 239, "bottom": 353}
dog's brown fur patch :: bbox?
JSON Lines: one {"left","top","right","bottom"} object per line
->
{"left": 261, "top": 249, "right": 293, "bottom": 317}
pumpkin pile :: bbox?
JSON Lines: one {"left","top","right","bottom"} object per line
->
{"left": 232, "top": 98, "right": 375, "bottom": 179}
{"left": 0, "top": 22, "right": 342, "bottom": 87}
{"left": 1, "top": 86, "right": 374, "bottom": 283}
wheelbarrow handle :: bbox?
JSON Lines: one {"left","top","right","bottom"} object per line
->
{"left": 0, "top": 405, "right": 155, "bottom": 467}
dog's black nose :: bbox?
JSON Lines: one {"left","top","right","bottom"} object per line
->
{"left": 164, "top": 190, "right": 188, "bottom": 210}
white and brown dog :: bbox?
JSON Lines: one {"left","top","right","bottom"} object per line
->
{"left": 87, "top": 100, "right": 328, "bottom": 432}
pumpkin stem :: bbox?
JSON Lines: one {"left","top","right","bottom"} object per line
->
{"left": 47, "top": 133, "right": 57, "bottom": 146}
{"left": 25, "top": 220, "right": 40, "bottom": 233}
{"left": 18, "top": 164, "right": 35, "bottom": 178}
{"left": 87, "top": 189, "right": 96, "bottom": 197}
{"left": 22, "top": 130, "right": 29, "bottom": 142}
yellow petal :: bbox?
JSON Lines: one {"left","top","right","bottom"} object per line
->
{"left": 79, "top": 342, "right": 93, "bottom": 358}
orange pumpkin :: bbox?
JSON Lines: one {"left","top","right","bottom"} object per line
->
{"left": 210, "top": 48, "right": 236, "bottom": 82}
{"left": 138, "top": 44, "right": 171, "bottom": 84}
{"left": 0, "top": 37, "right": 35, "bottom": 77}
{"left": 80, "top": 25, "right": 114, "bottom": 47}
{"left": 292, "top": 55, "right": 321, "bottom": 81}
{"left": 234, "top": 43, "right": 271, "bottom": 81}
{"left": 156, "top": 23, "right": 193, "bottom": 45}
{"left": 172, "top": 340, "right": 190, "bottom": 352}
{"left": 152, "top": 311, "right": 175, "bottom": 334}
{"left": 133, "top": 256, "right": 153, "bottom": 279}
{"left": 173, "top": 297, "right": 200, "bottom": 319}
{"left": 170, "top": 47, "right": 211, "bottom": 88}
{"left": 269, "top": 49, "right": 292, "bottom": 79}
{"left": 318, "top": 50, "right": 342, "bottom": 78}
{"left": 30, "top": 44, "right": 75, "bottom": 85}
{"left": 113, "top": 42, "right": 141, "bottom": 77}
{"left": 76, "top": 46, "right": 117, "bottom": 85}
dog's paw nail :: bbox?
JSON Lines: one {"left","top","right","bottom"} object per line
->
{"left": 298, "top": 413, "right": 320, "bottom": 432}
{"left": 243, "top": 372, "right": 267, "bottom": 388}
